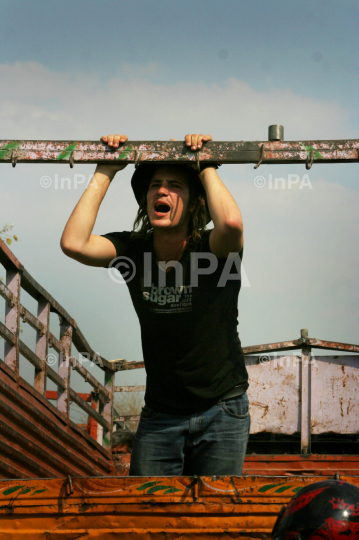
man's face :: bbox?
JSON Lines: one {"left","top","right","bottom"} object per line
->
{"left": 146, "top": 167, "right": 194, "bottom": 231}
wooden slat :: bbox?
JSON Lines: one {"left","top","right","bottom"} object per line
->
{"left": 71, "top": 357, "right": 109, "bottom": 400}
{"left": 4, "top": 269, "right": 21, "bottom": 373}
{"left": 69, "top": 389, "right": 110, "bottom": 431}
{"left": 57, "top": 322, "right": 72, "bottom": 417}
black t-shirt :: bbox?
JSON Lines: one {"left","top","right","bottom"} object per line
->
{"left": 102, "top": 229, "right": 248, "bottom": 414}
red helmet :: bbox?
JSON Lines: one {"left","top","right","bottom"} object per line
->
{"left": 272, "top": 480, "right": 359, "bottom": 540}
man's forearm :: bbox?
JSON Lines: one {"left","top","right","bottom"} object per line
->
{"left": 199, "top": 167, "right": 243, "bottom": 231}
{"left": 199, "top": 167, "right": 243, "bottom": 257}
{"left": 60, "top": 167, "right": 115, "bottom": 253}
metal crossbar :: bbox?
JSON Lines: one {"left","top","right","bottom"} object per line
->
{"left": 1, "top": 137, "right": 358, "bottom": 169}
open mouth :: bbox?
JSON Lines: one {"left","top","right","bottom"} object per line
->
{"left": 154, "top": 201, "right": 171, "bottom": 215}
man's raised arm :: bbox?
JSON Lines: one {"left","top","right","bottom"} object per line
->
{"left": 185, "top": 133, "right": 243, "bottom": 259}
{"left": 60, "top": 133, "right": 128, "bottom": 267}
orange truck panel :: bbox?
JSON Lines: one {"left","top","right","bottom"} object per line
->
{"left": 1, "top": 475, "right": 359, "bottom": 539}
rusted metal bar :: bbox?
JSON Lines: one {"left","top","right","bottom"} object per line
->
{"left": 70, "top": 357, "right": 109, "bottom": 400}
{"left": 0, "top": 321, "right": 16, "bottom": 345}
{"left": 68, "top": 388, "right": 110, "bottom": 431}
{"left": 4, "top": 269, "right": 21, "bottom": 374}
{"left": 0, "top": 138, "right": 358, "bottom": 166}
{"left": 243, "top": 336, "right": 359, "bottom": 355}
{"left": 0, "top": 238, "right": 23, "bottom": 272}
{"left": 243, "top": 339, "right": 303, "bottom": 354}
{"left": 48, "top": 331, "right": 62, "bottom": 353}
{"left": 34, "top": 298, "right": 50, "bottom": 396}
{"left": 114, "top": 385, "right": 146, "bottom": 392}
{"left": 307, "top": 338, "right": 359, "bottom": 353}
{"left": 300, "top": 329, "right": 311, "bottom": 455}
{"left": 102, "top": 368, "right": 115, "bottom": 450}
{"left": 21, "top": 268, "right": 76, "bottom": 327}
{"left": 110, "top": 359, "right": 145, "bottom": 371}
{"left": 46, "top": 363, "right": 67, "bottom": 389}
{"left": 57, "top": 321, "right": 72, "bottom": 417}
{"left": 16, "top": 338, "right": 66, "bottom": 391}
{"left": 72, "top": 326, "right": 117, "bottom": 372}
{"left": 0, "top": 280, "right": 14, "bottom": 306}
{"left": 19, "top": 339, "right": 43, "bottom": 371}
{"left": 19, "top": 305, "right": 44, "bottom": 333}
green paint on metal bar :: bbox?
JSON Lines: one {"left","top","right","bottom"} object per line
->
{"left": 258, "top": 483, "right": 286, "bottom": 492}
{"left": 3, "top": 485, "right": 25, "bottom": 495}
{"left": 163, "top": 487, "right": 182, "bottom": 494}
{"left": 301, "top": 143, "right": 324, "bottom": 160}
{"left": 136, "top": 481, "right": 158, "bottom": 491}
{"left": 19, "top": 488, "right": 32, "bottom": 495}
{"left": 117, "top": 146, "right": 132, "bottom": 160}
{"left": 31, "top": 489, "right": 47, "bottom": 495}
{"left": 275, "top": 485, "right": 296, "bottom": 493}
{"left": 292, "top": 486, "right": 303, "bottom": 493}
{"left": 0, "top": 141, "right": 21, "bottom": 160}
{"left": 56, "top": 143, "right": 78, "bottom": 161}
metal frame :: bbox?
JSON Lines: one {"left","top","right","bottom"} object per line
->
{"left": 0, "top": 136, "right": 358, "bottom": 168}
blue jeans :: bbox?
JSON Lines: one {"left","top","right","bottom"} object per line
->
{"left": 129, "top": 393, "right": 250, "bottom": 476}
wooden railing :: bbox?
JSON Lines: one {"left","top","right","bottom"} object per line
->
{"left": 0, "top": 238, "right": 143, "bottom": 450}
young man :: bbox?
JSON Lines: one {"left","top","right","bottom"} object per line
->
{"left": 61, "top": 132, "right": 249, "bottom": 476}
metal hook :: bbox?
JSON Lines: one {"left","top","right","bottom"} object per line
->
{"left": 306, "top": 148, "right": 314, "bottom": 170}
{"left": 67, "top": 475, "right": 74, "bottom": 495}
{"left": 254, "top": 144, "right": 265, "bottom": 169}
{"left": 135, "top": 150, "right": 142, "bottom": 169}
{"left": 69, "top": 151, "right": 75, "bottom": 168}
{"left": 11, "top": 151, "right": 18, "bottom": 168}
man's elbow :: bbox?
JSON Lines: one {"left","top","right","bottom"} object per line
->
{"left": 60, "top": 238, "right": 81, "bottom": 259}
{"left": 222, "top": 217, "right": 243, "bottom": 238}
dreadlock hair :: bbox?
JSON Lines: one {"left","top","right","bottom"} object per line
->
{"left": 132, "top": 165, "right": 208, "bottom": 243}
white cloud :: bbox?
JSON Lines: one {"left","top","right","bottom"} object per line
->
{"left": 0, "top": 61, "right": 354, "bottom": 140}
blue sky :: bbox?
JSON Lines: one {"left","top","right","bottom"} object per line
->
{"left": 1, "top": 0, "right": 358, "bottom": 421}
{"left": 2, "top": 0, "right": 358, "bottom": 108}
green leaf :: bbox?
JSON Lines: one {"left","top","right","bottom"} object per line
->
{"left": 163, "top": 487, "right": 182, "bottom": 494}
{"left": 31, "top": 489, "right": 47, "bottom": 495}
{"left": 136, "top": 481, "right": 158, "bottom": 491}
{"left": 3, "top": 485, "right": 25, "bottom": 495}
{"left": 258, "top": 483, "right": 285, "bottom": 493}
{"left": 275, "top": 485, "right": 295, "bottom": 493}
{"left": 147, "top": 485, "right": 173, "bottom": 494}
